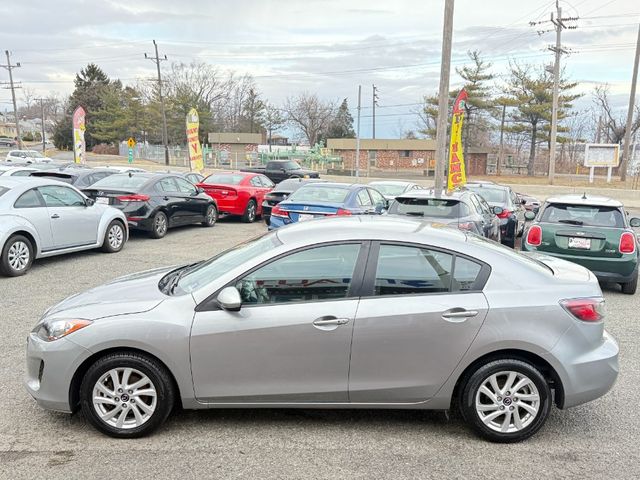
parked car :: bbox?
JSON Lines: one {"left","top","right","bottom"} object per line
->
{"left": 388, "top": 189, "right": 501, "bottom": 241}
{"left": 5, "top": 150, "right": 53, "bottom": 164}
{"left": 30, "top": 168, "right": 118, "bottom": 188}
{"left": 368, "top": 180, "right": 423, "bottom": 200}
{"left": 262, "top": 178, "right": 327, "bottom": 226}
{"left": 161, "top": 170, "right": 204, "bottom": 185}
{"left": 0, "top": 177, "right": 127, "bottom": 276}
{"left": 522, "top": 194, "right": 640, "bottom": 294}
{"left": 241, "top": 160, "right": 320, "bottom": 184}
{"left": 518, "top": 193, "right": 541, "bottom": 215}
{"left": 0, "top": 137, "right": 17, "bottom": 147}
{"left": 25, "top": 216, "right": 618, "bottom": 441}
{"left": 101, "top": 166, "right": 148, "bottom": 173}
{"left": 269, "top": 182, "right": 388, "bottom": 230}
{"left": 0, "top": 165, "right": 38, "bottom": 177}
{"left": 197, "top": 171, "right": 274, "bottom": 223}
{"left": 465, "top": 183, "right": 526, "bottom": 248}
{"left": 83, "top": 173, "right": 218, "bottom": 238}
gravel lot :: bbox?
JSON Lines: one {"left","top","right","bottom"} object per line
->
{"left": 1, "top": 216, "right": 640, "bottom": 479}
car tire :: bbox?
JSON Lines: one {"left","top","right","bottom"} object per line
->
{"left": 202, "top": 204, "right": 218, "bottom": 227}
{"left": 101, "top": 220, "right": 126, "bottom": 253}
{"left": 149, "top": 211, "right": 169, "bottom": 239}
{"left": 242, "top": 199, "right": 257, "bottom": 223}
{"left": 459, "top": 358, "right": 551, "bottom": 443}
{"left": 621, "top": 274, "right": 638, "bottom": 295}
{"left": 1, "top": 234, "right": 34, "bottom": 277}
{"left": 80, "top": 352, "right": 175, "bottom": 439}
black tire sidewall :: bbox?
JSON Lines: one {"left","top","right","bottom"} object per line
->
{"left": 622, "top": 273, "right": 638, "bottom": 294}
{"left": 460, "top": 359, "right": 551, "bottom": 443}
{"left": 1, "top": 234, "right": 34, "bottom": 276}
{"left": 80, "top": 353, "right": 174, "bottom": 438}
{"left": 102, "top": 220, "right": 126, "bottom": 253}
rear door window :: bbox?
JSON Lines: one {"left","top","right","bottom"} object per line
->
{"left": 14, "top": 188, "right": 44, "bottom": 208}
{"left": 357, "top": 190, "right": 373, "bottom": 207}
{"left": 156, "top": 177, "right": 180, "bottom": 193}
{"left": 541, "top": 203, "right": 624, "bottom": 227}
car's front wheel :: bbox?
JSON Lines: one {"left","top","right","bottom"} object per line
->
{"left": 1, "top": 234, "right": 34, "bottom": 276}
{"left": 80, "top": 352, "right": 175, "bottom": 438}
{"left": 459, "top": 359, "right": 551, "bottom": 443}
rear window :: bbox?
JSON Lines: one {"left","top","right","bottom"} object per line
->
{"left": 467, "top": 186, "right": 507, "bottom": 204}
{"left": 31, "top": 173, "right": 75, "bottom": 184}
{"left": 371, "top": 183, "right": 408, "bottom": 197}
{"left": 388, "top": 197, "right": 470, "bottom": 218}
{"left": 0, "top": 187, "right": 8, "bottom": 197}
{"left": 541, "top": 203, "right": 624, "bottom": 228}
{"left": 288, "top": 186, "right": 350, "bottom": 203}
{"left": 204, "top": 173, "right": 245, "bottom": 185}
{"left": 90, "top": 174, "right": 149, "bottom": 190}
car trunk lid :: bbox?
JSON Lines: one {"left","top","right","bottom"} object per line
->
{"left": 540, "top": 224, "right": 626, "bottom": 259}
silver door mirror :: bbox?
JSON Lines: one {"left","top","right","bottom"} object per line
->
{"left": 524, "top": 211, "right": 536, "bottom": 221}
{"left": 630, "top": 217, "right": 640, "bottom": 228}
{"left": 216, "top": 286, "right": 242, "bottom": 311}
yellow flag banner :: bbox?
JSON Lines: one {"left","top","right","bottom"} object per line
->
{"left": 447, "top": 89, "right": 468, "bottom": 192}
{"left": 186, "top": 108, "right": 204, "bottom": 172}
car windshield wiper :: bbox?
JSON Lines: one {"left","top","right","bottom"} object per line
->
{"left": 404, "top": 211, "right": 425, "bottom": 216}
{"left": 558, "top": 219, "right": 584, "bottom": 225}
{"left": 163, "top": 261, "right": 202, "bottom": 295}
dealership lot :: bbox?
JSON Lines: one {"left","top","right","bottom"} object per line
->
{"left": 0, "top": 215, "right": 639, "bottom": 478}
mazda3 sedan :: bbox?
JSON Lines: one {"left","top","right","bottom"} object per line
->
{"left": 25, "top": 217, "right": 618, "bottom": 442}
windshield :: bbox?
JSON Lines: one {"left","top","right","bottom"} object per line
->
{"left": 175, "top": 232, "right": 282, "bottom": 294}
{"left": 90, "top": 174, "right": 149, "bottom": 190}
{"left": 541, "top": 203, "right": 624, "bottom": 227}
{"left": 288, "top": 185, "right": 350, "bottom": 203}
{"left": 389, "top": 197, "right": 469, "bottom": 218}
{"left": 204, "top": 173, "right": 245, "bottom": 185}
{"left": 467, "top": 186, "right": 507, "bottom": 204}
{"left": 371, "top": 184, "right": 408, "bottom": 196}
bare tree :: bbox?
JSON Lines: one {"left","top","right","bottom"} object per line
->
{"left": 284, "top": 93, "right": 335, "bottom": 146}
{"left": 593, "top": 84, "right": 640, "bottom": 144}
{"left": 263, "top": 102, "right": 286, "bottom": 150}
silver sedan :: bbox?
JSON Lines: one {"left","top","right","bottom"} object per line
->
{"left": 24, "top": 216, "right": 618, "bottom": 442}
{"left": 0, "top": 177, "right": 127, "bottom": 276}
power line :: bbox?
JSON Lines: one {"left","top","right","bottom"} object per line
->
{"left": 0, "top": 51, "right": 23, "bottom": 149}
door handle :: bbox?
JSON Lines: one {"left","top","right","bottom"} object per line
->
{"left": 51, "top": 214, "right": 60, "bottom": 219}
{"left": 313, "top": 317, "right": 350, "bottom": 327}
{"left": 442, "top": 309, "right": 479, "bottom": 321}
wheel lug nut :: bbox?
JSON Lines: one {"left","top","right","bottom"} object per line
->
{"left": 505, "top": 391, "right": 511, "bottom": 396}
{"left": 128, "top": 390, "right": 133, "bottom": 394}
{"left": 115, "top": 397, "right": 119, "bottom": 402}
{"left": 499, "top": 405, "right": 505, "bottom": 410}
{"left": 118, "top": 388, "right": 123, "bottom": 393}
{"left": 122, "top": 404, "right": 127, "bottom": 408}
{"left": 497, "top": 396, "right": 502, "bottom": 401}
{"left": 131, "top": 399, "right": 135, "bottom": 404}
{"left": 509, "top": 406, "right": 514, "bottom": 411}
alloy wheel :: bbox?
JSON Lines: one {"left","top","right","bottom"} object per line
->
{"left": 474, "top": 370, "right": 540, "bottom": 433}
{"left": 92, "top": 367, "right": 157, "bottom": 430}
{"left": 8, "top": 241, "right": 30, "bottom": 271}
{"left": 247, "top": 203, "right": 256, "bottom": 221}
{"left": 206, "top": 206, "right": 217, "bottom": 225}
{"left": 108, "top": 224, "right": 124, "bottom": 249}
{"left": 155, "top": 214, "right": 167, "bottom": 236}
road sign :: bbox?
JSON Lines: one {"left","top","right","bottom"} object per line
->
{"left": 127, "top": 137, "right": 136, "bottom": 148}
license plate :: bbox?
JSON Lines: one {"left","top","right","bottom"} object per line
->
{"left": 568, "top": 237, "right": 591, "bottom": 249}
{"left": 297, "top": 213, "right": 314, "bottom": 222}
{"left": 96, "top": 197, "right": 110, "bottom": 205}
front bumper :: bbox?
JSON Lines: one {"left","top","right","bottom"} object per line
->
{"left": 24, "top": 333, "right": 92, "bottom": 413}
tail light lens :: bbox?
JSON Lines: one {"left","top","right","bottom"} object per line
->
{"left": 336, "top": 208, "right": 352, "bottom": 216}
{"left": 526, "top": 225, "right": 542, "bottom": 246}
{"left": 116, "top": 194, "right": 150, "bottom": 203}
{"left": 450, "top": 221, "right": 476, "bottom": 232}
{"left": 560, "top": 298, "right": 605, "bottom": 322}
{"left": 271, "top": 205, "right": 288, "bottom": 218}
{"left": 619, "top": 232, "right": 636, "bottom": 254}
{"left": 496, "top": 209, "right": 512, "bottom": 219}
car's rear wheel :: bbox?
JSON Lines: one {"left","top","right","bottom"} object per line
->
{"left": 149, "top": 211, "right": 168, "bottom": 239}
{"left": 621, "top": 274, "right": 638, "bottom": 295}
{"left": 80, "top": 352, "right": 175, "bottom": 438}
{"left": 101, "top": 220, "right": 126, "bottom": 253}
{"left": 1, "top": 234, "right": 34, "bottom": 276}
{"left": 202, "top": 204, "right": 218, "bottom": 227}
{"left": 242, "top": 199, "right": 257, "bottom": 223}
{"left": 459, "top": 359, "right": 551, "bottom": 443}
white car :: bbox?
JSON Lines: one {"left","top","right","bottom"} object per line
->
{"left": 101, "top": 165, "right": 148, "bottom": 173}
{"left": 0, "top": 165, "right": 38, "bottom": 177}
{"left": 5, "top": 150, "right": 53, "bottom": 164}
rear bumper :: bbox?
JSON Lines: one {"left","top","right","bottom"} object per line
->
{"left": 215, "top": 197, "right": 245, "bottom": 216}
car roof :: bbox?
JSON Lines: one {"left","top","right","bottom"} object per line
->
{"left": 368, "top": 180, "right": 415, "bottom": 186}
{"left": 545, "top": 194, "right": 623, "bottom": 208}
{"left": 396, "top": 189, "right": 468, "bottom": 200}
{"left": 465, "top": 182, "right": 508, "bottom": 191}
{"left": 0, "top": 176, "right": 73, "bottom": 189}
{"left": 300, "top": 182, "right": 363, "bottom": 190}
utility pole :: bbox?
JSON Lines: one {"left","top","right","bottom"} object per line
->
{"left": 145, "top": 40, "right": 169, "bottom": 165}
{"left": 621, "top": 23, "right": 640, "bottom": 182}
{"left": 355, "top": 85, "right": 362, "bottom": 178}
{"left": 497, "top": 104, "right": 506, "bottom": 176}
{"left": 433, "top": 0, "right": 455, "bottom": 198}
{"left": 1, "top": 50, "right": 22, "bottom": 149}
{"left": 36, "top": 98, "right": 46, "bottom": 152}
{"left": 372, "top": 84, "right": 379, "bottom": 139}
{"left": 596, "top": 115, "right": 603, "bottom": 143}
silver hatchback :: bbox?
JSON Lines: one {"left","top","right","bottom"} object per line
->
{"left": 25, "top": 217, "right": 618, "bottom": 442}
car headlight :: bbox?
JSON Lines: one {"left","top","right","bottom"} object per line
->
{"left": 33, "top": 318, "right": 93, "bottom": 342}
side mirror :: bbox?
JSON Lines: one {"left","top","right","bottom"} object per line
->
{"left": 630, "top": 217, "right": 640, "bottom": 228}
{"left": 375, "top": 201, "right": 386, "bottom": 214}
{"left": 85, "top": 198, "right": 95, "bottom": 207}
{"left": 492, "top": 206, "right": 504, "bottom": 215}
{"left": 197, "top": 187, "right": 205, "bottom": 194}
{"left": 521, "top": 199, "right": 527, "bottom": 205}
{"left": 524, "top": 211, "right": 536, "bottom": 221}
{"left": 216, "top": 286, "right": 242, "bottom": 311}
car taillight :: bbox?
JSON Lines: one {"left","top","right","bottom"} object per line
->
{"left": 619, "top": 232, "right": 636, "bottom": 254}
{"left": 116, "top": 194, "right": 150, "bottom": 203}
{"left": 560, "top": 298, "right": 605, "bottom": 322}
{"left": 454, "top": 222, "right": 476, "bottom": 232}
{"left": 271, "top": 205, "right": 288, "bottom": 218}
{"left": 496, "top": 209, "right": 512, "bottom": 219}
{"left": 526, "top": 225, "right": 542, "bottom": 246}
{"left": 336, "top": 208, "right": 352, "bottom": 216}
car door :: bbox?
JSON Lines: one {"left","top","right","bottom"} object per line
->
{"left": 476, "top": 195, "right": 500, "bottom": 240}
{"left": 190, "top": 242, "right": 367, "bottom": 404}
{"left": 38, "top": 185, "right": 100, "bottom": 248}
{"left": 175, "top": 177, "right": 207, "bottom": 221}
{"left": 349, "top": 242, "right": 489, "bottom": 403}
{"left": 12, "top": 188, "right": 55, "bottom": 251}
{"left": 154, "top": 177, "right": 185, "bottom": 225}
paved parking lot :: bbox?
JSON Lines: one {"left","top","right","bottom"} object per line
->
{"left": 1, "top": 217, "right": 640, "bottom": 479}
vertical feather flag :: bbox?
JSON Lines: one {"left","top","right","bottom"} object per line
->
{"left": 447, "top": 89, "right": 468, "bottom": 192}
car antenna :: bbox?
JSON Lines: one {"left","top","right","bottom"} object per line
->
{"left": 128, "top": 171, "right": 133, "bottom": 178}
{"left": 582, "top": 192, "right": 587, "bottom": 200}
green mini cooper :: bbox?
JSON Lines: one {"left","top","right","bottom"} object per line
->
{"left": 522, "top": 194, "right": 640, "bottom": 294}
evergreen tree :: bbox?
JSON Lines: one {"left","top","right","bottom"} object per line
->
{"left": 327, "top": 98, "right": 355, "bottom": 139}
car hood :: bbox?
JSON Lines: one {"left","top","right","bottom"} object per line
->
{"left": 44, "top": 266, "right": 174, "bottom": 320}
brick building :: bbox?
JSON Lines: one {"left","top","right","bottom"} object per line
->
{"left": 327, "top": 138, "right": 437, "bottom": 172}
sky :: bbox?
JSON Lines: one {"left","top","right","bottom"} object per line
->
{"left": 0, "top": 0, "right": 639, "bottom": 139}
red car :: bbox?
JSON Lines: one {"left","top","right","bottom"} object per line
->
{"left": 197, "top": 171, "right": 275, "bottom": 222}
